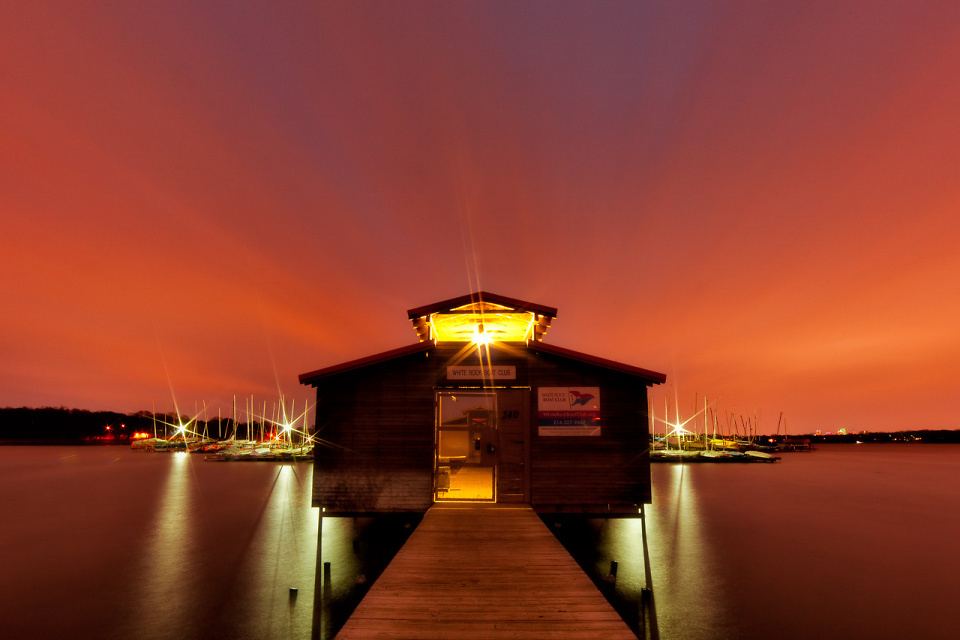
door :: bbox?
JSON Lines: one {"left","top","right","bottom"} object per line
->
{"left": 435, "top": 391, "right": 497, "bottom": 502}
{"left": 495, "top": 389, "right": 528, "bottom": 503}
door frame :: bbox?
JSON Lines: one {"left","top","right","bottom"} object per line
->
{"left": 433, "top": 390, "right": 498, "bottom": 503}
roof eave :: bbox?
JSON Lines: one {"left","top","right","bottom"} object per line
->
{"left": 299, "top": 342, "right": 432, "bottom": 386}
{"left": 406, "top": 291, "right": 558, "bottom": 320}
{"left": 528, "top": 342, "right": 667, "bottom": 384}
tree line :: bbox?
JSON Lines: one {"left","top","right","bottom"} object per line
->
{"left": 0, "top": 407, "right": 261, "bottom": 443}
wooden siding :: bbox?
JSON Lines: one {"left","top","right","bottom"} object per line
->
{"left": 306, "top": 341, "right": 656, "bottom": 515}
{"left": 522, "top": 350, "right": 652, "bottom": 512}
{"left": 313, "top": 349, "right": 436, "bottom": 513}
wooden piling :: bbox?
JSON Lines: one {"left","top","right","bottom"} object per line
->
{"left": 639, "top": 504, "right": 659, "bottom": 640}
{"left": 311, "top": 514, "right": 322, "bottom": 640}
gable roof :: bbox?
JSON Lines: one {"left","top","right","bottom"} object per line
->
{"left": 406, "top": 291, "right": 558, "bottom": 320}
{"left": 528, "top": 342, "right": 667, "bottom": 384}
{"left": 299, "top": 342, "right": 432, "bottom": 386}
{"left": 299, "top": 340, "right": 665, "bottom": 387}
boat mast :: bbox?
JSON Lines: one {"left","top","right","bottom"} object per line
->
{"left": 664, "top": 396, "right": 669, "bottom": 451}
{"left": 704, "top": 396, "right": 708, "bottom": 450}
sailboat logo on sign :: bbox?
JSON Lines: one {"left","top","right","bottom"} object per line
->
{"left": 569, "top": 390, "right": 595, "bottom": 407}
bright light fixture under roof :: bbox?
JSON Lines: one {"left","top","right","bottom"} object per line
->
{"left": 407, "top": 293, "right": 556, "bottom": 343}
{"left": 472, "top": 324, "right": 493, "bottom": 346}
{"left": 428, "top": 304, "right": 536, "bottom": 342}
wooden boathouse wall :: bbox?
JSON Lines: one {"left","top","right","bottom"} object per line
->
{"left": 303, "top": 339, "right": 663, "bottom": 516}
{"left": 311, "top": 343, "right": 436, "bottom": 514}
{"left": 526, "top": 343, "right": 654, "bottom": 511}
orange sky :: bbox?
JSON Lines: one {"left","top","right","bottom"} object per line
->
{"left": 2, "top": 2, "right": 959, "bottom": 433}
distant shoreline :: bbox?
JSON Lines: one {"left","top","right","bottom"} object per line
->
{"left": 802, "top": 431, "right": 960, "bottom": 444}
{"left": 0, "top": 440, "right": 133, "bottom": 446}
{"left": 4, "top": 435, "right": 960, "bottom": 446}
{"left": 3, "top": 407, "right": 959, "bottom": 445}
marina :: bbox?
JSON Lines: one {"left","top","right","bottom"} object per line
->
{"left": 132, "top": 435, "right": 315, "bottom": 461}
{"left": 648, "top": 397, "right": 799, "bottom": 463}
{"left": 650, "top": 449, "right": 780, "bottom": 463}
{"left": 128, "top": 396, "right": 315, "bottom": 461}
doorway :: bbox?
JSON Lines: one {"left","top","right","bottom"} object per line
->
{"left": 435, "top": 392, "right": 497, "bottom": 502}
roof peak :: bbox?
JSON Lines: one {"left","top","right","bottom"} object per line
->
{"left": 406, "top": 291, "right": 557, "bottom": 320}
{"left": 407, "top": 292, "right": 556, "bottom": 343}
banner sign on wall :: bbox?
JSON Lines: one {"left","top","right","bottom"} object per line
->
{"left": 537, "top": 387, "right": 601, "bottom": 436}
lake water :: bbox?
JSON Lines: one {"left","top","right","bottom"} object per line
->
{"left": 1, "top": 444, "right": 958, "bottom": 639}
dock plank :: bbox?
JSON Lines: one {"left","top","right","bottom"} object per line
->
{"left": 335, "top": 506, "right": 635, "bottom": 639}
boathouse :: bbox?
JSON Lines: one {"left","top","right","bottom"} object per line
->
{"left": 299, "top": 292, "right": 666, "bottom": 517}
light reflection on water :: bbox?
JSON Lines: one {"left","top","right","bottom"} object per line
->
{"left": 549, "top": 462, "right": 733, "bottom": 639}
{"left": 0, "top": 449, "right": 323, "bottom": 639}
{"left": 643, "top": 464, "right": 737, "bottom": 640}
{"left": 590, "top": 445, "right": 960, "bottom": 640}
{"left": 224, "top": 463, "right": 319, "bottom": 640}
{"left": 0, "top": 447, "right": 416, "bottom": 640}
{"left": 3, "top": 445, "right": 960, "bottom": 639}
{"left": 105, "top": 451, "right": 321, "bottom": 640}
{"left": 130, "top": 451, "right": 196, "bottom": 632}
{"left": 317, "top": 514, "right": 422, "bottom": 639}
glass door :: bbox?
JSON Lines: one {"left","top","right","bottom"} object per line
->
{"left": 435, "top": 391, "right": 497, "bottom": 502}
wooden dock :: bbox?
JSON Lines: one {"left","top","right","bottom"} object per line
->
{"left": 335, "top": 505, "right": 636, "bottom": 639}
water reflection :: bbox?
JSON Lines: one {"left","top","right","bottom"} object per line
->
{"left": 314, "top": 514, "right": 422, "bottom": 640}
{"left": 4, "top": 447, "right": 958, "bottom": 639}
{"left": 643, "top": 464, "right": 736, "bottom": 640}
{"left": 103, "top": 454, "right": 321, "bottom": 640}
{"left": 317, "top": 516, "right": 363, "bottom": 639}
{"left": 544, "top": 514, "right": 650, "bottom": 637}
{"left": 238, "top": 463, "right": 318, "bottom": 639}
{"left": 548, "top": 464, "right": 740, "bottom": 640}
{"left": 121, "top": 451, "right": 197, "bottom": 636}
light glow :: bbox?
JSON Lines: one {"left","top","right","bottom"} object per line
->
{"left": 427, "top": 302, "right": 537, "bottom": 342}
{"left": 472, "top": 324, "right": 493, "bottom": 346}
